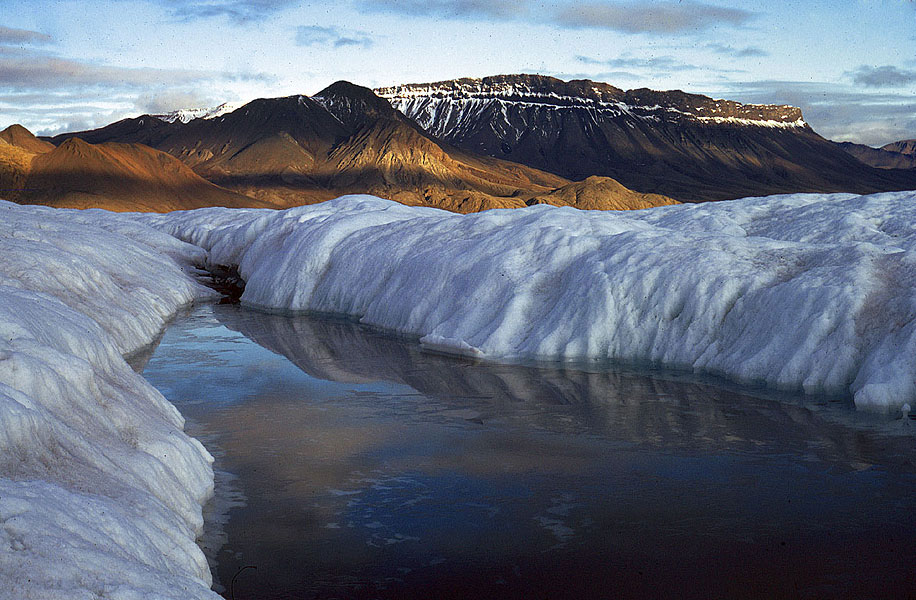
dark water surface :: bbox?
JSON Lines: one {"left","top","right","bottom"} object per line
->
{"left": 140, "top": 304, "right": 916, "bottom": 600}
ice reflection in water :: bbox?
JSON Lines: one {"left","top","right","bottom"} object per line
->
{"left": 141, "top": 304, "right": 916, "bottom": 600}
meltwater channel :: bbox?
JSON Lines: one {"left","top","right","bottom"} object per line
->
{"left": 136, "top": 303, "right": 916, "bottom": 600}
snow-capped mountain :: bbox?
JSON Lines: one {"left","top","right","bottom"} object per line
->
{"left": 378, "top": 74, "right": 806, "bottom": 137}
{"left": 47, "top": 75, "right": 916, "bottom": 205}
{"left": 376, "top": 74, "right": 916, "bottom": 201}
{"left": 152, "top": 102, "right": 241, "bottom": 124}
{"left": 51, "top": 83, "right": 667, "bottom": 212}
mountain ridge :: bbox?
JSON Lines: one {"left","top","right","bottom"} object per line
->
{"left": 836, "top": 140, "right": 916, "bottom": 170}
{"left": 377, "top": 74, "right": 916, "bottom": 201}
{"left": 377, "top": 74, "right": 805, "bottom": 125}
{"left": 47, "top": 81, "right": 675, "bottom": 212}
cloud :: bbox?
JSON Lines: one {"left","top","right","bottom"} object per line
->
{"left": 354, "top": 0, "right": 526, "bottom": 19}
{"left": 704, "top": 43, "right": 767, "bottom": 58}
{"left": 0, "top": 26, "right": 52, "bottom": 45}
{"left": 0, "top": 43, "right": 272, "bottom": 135}
{"left": 355, "top": 0, "right": 754, "bottom": 34}
{"left": 555, "top": 2, "right": 754, "bottom": 34}
{"left": 576, "top": 54, "right": 699, "bottom": 72}
{"left": 160, "top": 0, "right": 297, "bottom": 23}
{"left": 295, "top": 25, "right": 373, "bottom": 49}
{"left": 0, "top": 88, "right": 143, "bottom": 136}
{"left": 848, "top": 65, "right": 916, "bottom": 88}
{"left": 136, "top": 90, "right": 220, "bottom": 114}
{"left": 0, "top": 45, "right": 269, "bottom": 91}
{"left": 0, "top": 49, "right": 219, "bottom": 90}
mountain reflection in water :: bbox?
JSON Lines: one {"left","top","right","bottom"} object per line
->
{"left": 141, "top": 304, "right": 916, "bottom": 600}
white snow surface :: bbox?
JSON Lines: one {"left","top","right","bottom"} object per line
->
{"left": 141, "top": 191, "right": 916, "bottom": 413}
{"left": 3, "top": 189, "right": 915, "bottom": 595}
{"left": 0, "top": 201, "right": 220, "bottom": 599}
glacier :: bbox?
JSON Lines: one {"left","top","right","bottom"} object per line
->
{"left": 143, "top": 191, "right": 916, "bottom": 413}
{"left": 1, "top": 189, "right": 915, "bottom": 597}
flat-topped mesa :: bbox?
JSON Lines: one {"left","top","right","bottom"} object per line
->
{"left": 621, "top": 88, "right": 804, "bottom": 125}
{"left": 377, "top": 74, "right": 627, "bottom": 105}
{"left": 377, "top": 74, "right": 806, "bottom": 127}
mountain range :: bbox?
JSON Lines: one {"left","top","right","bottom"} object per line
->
{"left": 3, "top": 74, "right": 914, "bottom": 212}
{"left": 377, "top": 75, "right": 916, "bottom": 202}
{"left": 39, "top": 80, "right": 677, "bottom": 212}
{"left": 836, "top": 139, "right": 916, "bottom": 170}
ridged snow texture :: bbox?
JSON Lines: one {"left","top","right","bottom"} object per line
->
{"left": 145, "top": 191, "right": 916, "bottom": 412}
{"left": 0, "top": 201, "right": 219, "bottom": 599}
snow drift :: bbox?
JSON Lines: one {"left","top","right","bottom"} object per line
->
{"left": 145, "top": 191, "right": 916, "bottom": 412}
{"left": 0, "top": 201, "right": 219, "bottom": 599}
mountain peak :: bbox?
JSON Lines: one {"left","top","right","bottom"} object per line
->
{"left": 313, "top": 80, "right": 401, "bottom": 129}
{"left": 0, "top": 123, "right": 55, "bottom": 154}
{"left": 881, "top": 138, "right": 916, "bottom": 157}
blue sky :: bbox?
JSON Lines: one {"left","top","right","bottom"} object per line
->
{"left": 1, "top": 0, "right": 914, "bottom": 145}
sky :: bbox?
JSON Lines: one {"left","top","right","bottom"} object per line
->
{"left": 0, "top": 0, "right": 914, "bottom": 146}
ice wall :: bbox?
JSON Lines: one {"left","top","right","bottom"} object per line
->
{"left": 146, "top": 192, "right": 916, "bottom": 412}
{"left": 0, "top": 201, "right": 220, "bottom": 599}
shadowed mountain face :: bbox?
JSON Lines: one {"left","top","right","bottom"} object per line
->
{"left": 49, "top": 82, "right": 677, "bottom": 213}
{"left": 377, "top": 74, "right": 916, "bottom": 202}
{"left": 0, "top": 125, "right": 265, "bottom": 211}
{"left": 837, "top": 141, "right": 916, "bottom": 170}
{"left": 883, "top": 139, "right": 916, "bottom": 156}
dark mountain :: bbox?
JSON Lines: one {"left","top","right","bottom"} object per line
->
{"left": 376, "top": 74, "right": 916, "bottom": 202}
{"left": 313, "top": 80, "right": 407, "bottom": 129}
{"left": 837, "top": 141, "right": 916, "bottom": 170}
{"left": 51, "top": 81, "right": 674, "bottom": 212}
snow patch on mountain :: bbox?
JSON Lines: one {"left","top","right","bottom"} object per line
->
{"left": 377, "top": 76, "right": 807, "bottom": 130}
{"left": 153, "top": 102, "right": 241, "bottom": 123}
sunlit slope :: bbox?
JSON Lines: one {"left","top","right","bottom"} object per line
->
{"left": 0, "top": 125, "right": 267, "bottom": 211}
{"left": 50, "top": 83, "right": 676, "bottom": 213}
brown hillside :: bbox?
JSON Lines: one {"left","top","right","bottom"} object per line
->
{"left": 528, "top": 176, "right": 680, "bottom": 210}
{"left": 0, "top": 124, "right": 55, "bottom": 154}
{"left": 0, "top": 140, "right": 36, "bottom": 198}
{"left": 320, "top": 117, "right": 571, "bottom": 212}
{"left": 3, "top": 128, "right": 269, "bottom": 211}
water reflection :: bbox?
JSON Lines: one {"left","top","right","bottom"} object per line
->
{"left": 216, "top": 305, "right": 910, "bottom": 470}
{"left": 142, "top": 305, "right": 916, "bottom": 600}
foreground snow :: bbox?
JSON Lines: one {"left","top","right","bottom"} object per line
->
{"left": 144, "top": 191, "right": 916, "bottom": 412}
{"left": 2, "top": 190, "right": 914, "bottom": 597}
{"left": 0, "top": 201, "right": 219, "bottom": 599}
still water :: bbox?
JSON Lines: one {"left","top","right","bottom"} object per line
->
{"left": 139, "top": 304, "right": 915, "bottom": 600}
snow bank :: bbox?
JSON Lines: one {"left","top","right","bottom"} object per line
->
{"left": 144, "top": 192, "right": 916, "bottom": 412}
{"left": 0, "top": 201, "right": 219, "bottom": 599}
